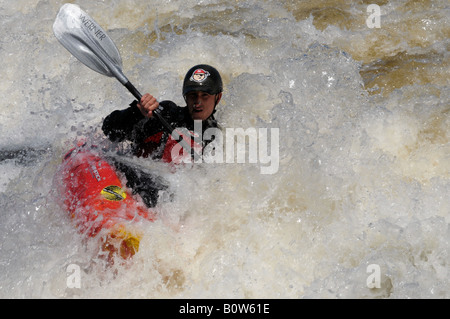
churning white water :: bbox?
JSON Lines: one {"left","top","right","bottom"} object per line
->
{"left": 0, "top": 0, "right": 448, "bottom": 298}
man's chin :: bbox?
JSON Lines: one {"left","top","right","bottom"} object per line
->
{"left": 191, "top": 112, "right": 205, "bottom": 121}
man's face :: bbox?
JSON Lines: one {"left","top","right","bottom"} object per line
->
{"left": 186, "top": 91, "right": 222, "bottom": 120}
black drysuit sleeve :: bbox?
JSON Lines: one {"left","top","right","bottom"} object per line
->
{"left": 101, "top": 101, "right": 146, "bottom": 142}
{"left": 102, "top": 100, "right": 183, "bottom": 143}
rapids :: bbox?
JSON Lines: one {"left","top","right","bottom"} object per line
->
{"left": 0, "top": 0, "right": 448, "bottom": 298}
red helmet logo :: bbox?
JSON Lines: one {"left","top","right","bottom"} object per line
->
{"left": 190, "top": 68, "right": 210, "bottom": 83}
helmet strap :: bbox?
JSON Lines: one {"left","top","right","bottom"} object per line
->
{"left": 212, "top": 94, "right": 221, "bottom": 115}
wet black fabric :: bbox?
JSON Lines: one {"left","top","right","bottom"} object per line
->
{"left": 112, "top": 160, "right": 171, "bottom": 208}
{"left": 102, "top": 100, "right": 186, "bottom": 147}
{"left": 102, "top": 100, "right": 218, "bottom": 156}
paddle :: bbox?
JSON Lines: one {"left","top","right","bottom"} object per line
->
{"left": 52, "top": 3, "right": 198, "bottom": 159}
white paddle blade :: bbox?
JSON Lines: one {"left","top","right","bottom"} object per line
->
{"left": 53, "top": 4, "right": 126, "bottom": 83}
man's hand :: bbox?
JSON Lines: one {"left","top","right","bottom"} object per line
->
{"left": 137, "top": 93, "right": 159, "bottom": 118}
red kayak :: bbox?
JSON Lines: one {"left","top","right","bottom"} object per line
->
{"left": 55, "top": 145, "right": 156, "bottom": 261}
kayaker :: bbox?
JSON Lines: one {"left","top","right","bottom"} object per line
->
{"left": 102, "top": 64, "right": 223, "bottom": 207}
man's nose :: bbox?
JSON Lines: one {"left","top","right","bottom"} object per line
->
{"left": 193, "top": 95, "right": 201, "bottom": 105}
